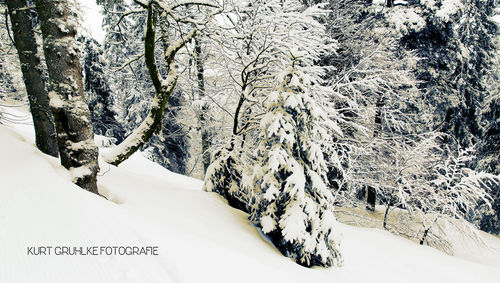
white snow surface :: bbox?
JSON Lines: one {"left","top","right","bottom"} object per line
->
{"left": 1, "top": 105, "right": 500, "bottom": 283}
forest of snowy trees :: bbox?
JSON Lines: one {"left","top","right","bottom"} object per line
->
{"left": 0, "top": 0, "right": 499, "bottom": 268}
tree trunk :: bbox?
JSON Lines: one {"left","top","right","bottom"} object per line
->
{"left": 34, "top": 0, "right": 99, "bottom": 193}
{"left": 420, "top": 227, "right": 430, "bottom": 245}
{"left": 383, "top": 202, "right": 391, "bottom": 229}
{"left": 103, "top": 3, "right": 195, "bottom": 166}
{"left": 195, "top": 38, "right": 211, "bottom": 175}
{"left": 373, "top": 97, "right": 384, "bottom": 137}
{"left": 366, "top": 96, "right": 385, "bottom": 211}
{"left": 420, "top": 216, "right": 438, "bottom": 245}
{"left": 366, "top": 185, "right": 376, "bottom": 212}
{"left": 6, "top": 0, "right": 58, "bottom": 157}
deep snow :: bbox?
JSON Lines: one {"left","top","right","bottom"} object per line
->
{"left": 1, "top": 104, "right": 499, "bottom": 283}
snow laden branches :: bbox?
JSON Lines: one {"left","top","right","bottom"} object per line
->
{"left": 102, "top": 0, "right": 221, "bottom": 165}
{"left": 361, "top": 135, "right": 498, "bottom": 252}
{"left": 202, "top": 1, "right": 344, "bottom": 267}
{"left": 247, "top": 64, "right": 343, "bottom": 268}
{"left": 204, "top": 0, "right": 337, "bottom": 213}
{"left": 414, "top": 146, "right": 499, "bottom": 247}
{"left": 322, "top": 0, "right": 499, "bottom": 250}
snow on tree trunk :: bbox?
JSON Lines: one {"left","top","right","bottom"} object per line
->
{"left": 248, "top": 64, "right": 342, "bottom": 268}
{"left": 102, "top": 3, "right": 196, "bottom": 166}
{"left": 34, "top": 0, "right": 99, "bottom": 193}
{"left": 102, "top": 82, "right": 176, "bottom": 166}
{"left": 194, "top": 38, "right": 211, "bottom": 175}
{"left": 6, "top": 0, "right": 58, "bottom": 157}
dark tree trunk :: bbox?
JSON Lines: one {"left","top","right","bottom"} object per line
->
{"left": 383, "top": 202, "right": 391, "bottom": 229}
{"left": 195, "top": 38, "right": 211, "bottom": 175}
{"left": 420, "top": 216, "right": 438, "bottom": 245}
{"left": 366, "top": 96, "right": 385, "bottom": 211}
{"left": 104, "top": 3, "right": 195, "bottom": 166}
{"left": 373, "top": 96, "right": 384, "bottom": 137}
{"left": 34, "top": 0, "right": 99, "bottom": 193}
{"left": 420, "top": 227, "right": 430, "bottom": 245}
{"left": 366, "top": 185, "right": 376, "bottom": 212}
{"left": 6, "top": 0, "right": 58, "bottom": 157}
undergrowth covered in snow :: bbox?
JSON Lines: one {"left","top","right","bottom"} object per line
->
{"left": 1, "top": 105, "right": 499, "bottom": 283}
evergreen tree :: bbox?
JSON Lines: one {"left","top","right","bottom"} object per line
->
{"left": 399, "top": 0, "right": 498, "bottom": 147}
{"left": 204, "top": 138, "right": 250, "bottom": 212}
{"left": 204, "top": 0, "right": 336, "bottom": 211}
{"left": 477, "top": 92, "right": 500, "bottom": 234}
{"left": 80, "top": 36, "right": 125, "bottom": 143}
{"left": 99, "top": 0, "right": 149, "bottom": 136}
{"left": 389, "top": 0, "right": 499, "bottom": 233}
{"left": 248, "top": 63, "right": 342, "bottom": 267}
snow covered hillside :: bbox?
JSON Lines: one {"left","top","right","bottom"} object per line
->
{"left": 1, "top": 105, "right": 499, "bottom": 283}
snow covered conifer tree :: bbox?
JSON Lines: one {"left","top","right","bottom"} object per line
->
{"left": 248, "top": 61, "right": 342, "bottom": 267}
{"left": 204, "top": 0, "right": 337, "bottom": 212}
{"left": 204, "top": 140, "right": 250, "bottom": 212}
{"left": 398, "top": 0, "right": 498, "bottom": 148}
{"left": 477, "top": 91, "right": 500, "bottom": 234}
{"left": 80, "top": 36, "right": 125, "bottom": 143}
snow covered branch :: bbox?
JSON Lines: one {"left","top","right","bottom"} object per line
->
{"left": 103, "top": 0, "right": 219, "bottom": 166}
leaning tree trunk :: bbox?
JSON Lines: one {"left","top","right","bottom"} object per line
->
{"left": 6, "top": 0, "right": 58, "bottom": 157}
{"left": 383, "top": 199, "right": 392, "bottom": 229}
{"left": 420, "top": 216, "right": 439, "bottom": 245}
{"left": 102, "top": 3, "right": 197, "bottom": 166}
{"left": 34, "top": 0, "right": 99, "bottom": 193}
{"left": 420, "top": 227, "right": 431, "bottom": 245}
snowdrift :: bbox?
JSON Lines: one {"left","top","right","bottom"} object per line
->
{"left": 1, "top": 105, "right": 499, "bottom": 283}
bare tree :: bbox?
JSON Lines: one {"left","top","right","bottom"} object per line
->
{"left": 102, "top": 0, "right": 220, "bottom": 166}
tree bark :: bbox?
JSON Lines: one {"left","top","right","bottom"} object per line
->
{"left": 34, "top": 0, "right": 99, "bottom": 193}
{"left": 6, "top": 0, "right": 58, "bottom": 157}
{"left": 366, "top": 96, "right": 385, "bottom": 211}
{"left": 102, "top": 3, "right": 195, "bottom": 166}
{"left": 420, "top": 227, "right": 430, "bottom": 245}
{"left": 383, "top": 202, "right": 391, "bottom": 229}
{"left": 420, "top": 216, "right": 438, "bottom": 245}
{"left": 366, "top": 185, "right": 376, "bottom": 212}
{"left": 194, "top": 38, "right": 211, "bottom": 175}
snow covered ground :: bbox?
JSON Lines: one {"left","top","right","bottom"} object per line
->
{"left": 1, "top": 104, "right": 500, "bottom": 283}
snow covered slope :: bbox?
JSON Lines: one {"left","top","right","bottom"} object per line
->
{"left": 1, "top": 105, "right": 499, "bottom": 283}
